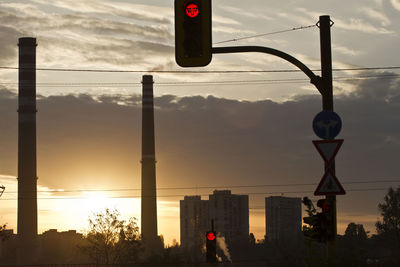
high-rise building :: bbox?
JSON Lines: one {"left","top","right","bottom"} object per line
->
{"left": 180, "top": 190, "right": 249, "bottom": 248}
{"left": 180, "top": 196, "right": 209, "bottom": 249}
{"left": 209, "top": 190, "right": 249, "bottom": 244}
{"left": 265, "top": 196, "right": 302, "bottom": 241}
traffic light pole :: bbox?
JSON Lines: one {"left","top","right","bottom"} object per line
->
{"left": 212, "top": 46, "right": 324, "bottom": 95}
{"left": 212, "top": 15, "right": 337, "bottom": 266}
{"left": 319, "top": 15, "right": 337, "bottom": 267}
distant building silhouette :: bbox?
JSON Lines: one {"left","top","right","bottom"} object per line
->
{"left": 180, "top": 190, "right": 249, "bottom": 249}
{"left": 210, "top": 190, "right": 249, "bottom": 244}
{"left": 180, "top": 196, "right": 209, "bottom": 249}
{"left": 0, "top": 229, "right": 88, "bottom": 265}
{"left": 0, "top": 229, "right": 17, "bottom": 264}
{"left": 265, "top": 196, "right": 302, "bottom": 241}
{"left": 38, "top": 229, "right": 86, "bottom": 264}
{"left": 17, "top": 37, "right": 38, "bottom": 264}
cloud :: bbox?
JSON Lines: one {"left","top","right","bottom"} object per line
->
{"left": 359, "top": 7, "right": 391, "bottom": 26}
{"left": 0, "top": 71, "right": 398, "bottom": 185}
{"left": 32, "top": 0, "right": 172, "bottom": 24}
{"left": 0, "top": 70, "right": 399, "bottom": 235}
{"left": 213, "top": 15, "right": 241, "bottom": 26}
{"left": 0, "top": 1, "right": 174, "bottom": 69}
{"left": 294, "top": 7, "right": 393, "bottom": 34}
{"left": 334, "top": 17, "right": 393, "bottom": 34}
{"left": 213, "top": 25, "right": 256, "bottom": 35}
{"left": 332, "top": 44, "right": 363, "bottom": 56}
{"left": 220, "top": 6, "right": 273, "bottom": 21}
{"left": 0, "top": 25, "right": 23, "bottom": 65}
{"left": 391, "top": 0, "right": 400, "bottom": 11}
{"left": 345, "top": 71, "right": 400, "bottom": 102}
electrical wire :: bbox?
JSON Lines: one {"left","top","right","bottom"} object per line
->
{"left": 1, "top": 66, "right": 400, "bottom": 73}
{"left": 0, "top": 187, "right": 394, "bottom": 201}
{"left": 1, "top": 74, "right": 399, "bottom": 89}
{"left": 2, "top": 179, "right": 399, "bottom": 195}
{"left": 213, "top": 25, "right": 317, "bottom": 45}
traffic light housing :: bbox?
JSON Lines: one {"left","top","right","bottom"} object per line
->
{"left": 175, "top": 0, "right": 212, "bottom": 67}
{"left": 303, "top": 199, "right": 334, "bottom": 243}
{"left": 317, "top": 199, "right": 334, "bottom": 241}
{"left": 206, "top": 231, "right": 217, "bottom": 262}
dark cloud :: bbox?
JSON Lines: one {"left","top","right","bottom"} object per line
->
{"left": 346, "top": 71, "right": 400, "bottom": 102}
{"left": 0, "top": 72, "right": 399, "bottom": 233}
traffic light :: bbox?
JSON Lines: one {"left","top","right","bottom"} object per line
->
{"left": 303, "top": 198, "right": 334, "bottom": 243}
{"left": 175, "top": 0, "right": 212, "bottom": 67}
{"left": 206, "top": 231, "right": 217, "bottom": 262}
{"left": 317, "top": 199, "right": 334, "bottom": 241}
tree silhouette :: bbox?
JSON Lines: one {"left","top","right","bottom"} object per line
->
{"left": 375, "top": 186, "right": 400, "bottom": 263}
{"left": 82, "top": 208, "right": 142, "bottom": 265}
{"left": 376, "top": 187, "right": 400, "bottom": 240}
{"left": 0, "top": 223, "right": 10, "bottom": 242}
{"left": 344, "top": 222, "right": 368, "bottom": 240}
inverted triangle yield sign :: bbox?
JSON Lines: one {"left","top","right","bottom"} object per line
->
{"left": 313, "top": 139, "right": 343, "bottom": 166}
{"left": 314, "top": 170, "right": 346, "bottom": 195}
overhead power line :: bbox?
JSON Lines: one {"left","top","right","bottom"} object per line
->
{"left": 1, "top": 66, "right": 400, "bottom": 73}
{"left": 2, "top": 179, "right": 399, "bottom": 195}
{"left": 1, "top": 73, "right": 398, "bottom": 88}
{"left": 213, "top": 25, "right": 317, "bottom": 45}
{"left": 0, "top": 187, "right": 394, "bottom": 201}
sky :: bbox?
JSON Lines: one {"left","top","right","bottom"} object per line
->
{"left": 0, "top": 0, "right": 399, "bottom": 245}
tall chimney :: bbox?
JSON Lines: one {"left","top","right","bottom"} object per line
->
{"left": 17, "top": 37, "right": 38, "bottom": 264}
{"left": 141, "top": 75, "right": 159, "bottom": 250}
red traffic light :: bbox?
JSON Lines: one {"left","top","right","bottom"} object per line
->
{"left": 317, "top": 199, "right": 331, "bottom": 212}
{"left": 185, "top": 3, "right": 199, "bottom": 18}
{"left": 206, "top": 232, "right": 216, "bottom": 241}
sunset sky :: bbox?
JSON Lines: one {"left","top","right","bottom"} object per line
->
{"left": 0, "top": 0, "right": 400, "bottom": 245}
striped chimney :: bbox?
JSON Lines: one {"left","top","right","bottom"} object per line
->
{"left": 141, "top": 75, "right": 158, "bottom": 248}
{"left": 17, "top": 37, "right": 38, "bottom": 264}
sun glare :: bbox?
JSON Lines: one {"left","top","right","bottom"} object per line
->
{"left": 81, "top": 191, "right": 112, "bottom": 213}
{"left": 37, "top": 190, "right": 142, "bottom": 234}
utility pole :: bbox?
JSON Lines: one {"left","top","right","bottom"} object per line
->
{"left": 319, "top": 15, "right": 337, "bottom": 266}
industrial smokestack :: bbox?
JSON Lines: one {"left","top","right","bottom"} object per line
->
{"left": 141, "top": 75, "right": 159, "bottom": 251}
{"left": 17, "top": 37, "right": 38, "bottom": 264}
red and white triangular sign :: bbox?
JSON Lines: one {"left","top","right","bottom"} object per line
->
{"left": 313, "top": 139, "right": 343, "bottom": 166}
{"left": 314, "top": 170, "right": 346, "bottom": 196}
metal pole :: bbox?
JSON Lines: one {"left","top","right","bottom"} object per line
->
{"left": 319, "top": 15, "right": 337, "bottom": 266}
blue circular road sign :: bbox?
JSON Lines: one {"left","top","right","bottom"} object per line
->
{"left": 312, "top": 111, "right": 342, "bottom": 140}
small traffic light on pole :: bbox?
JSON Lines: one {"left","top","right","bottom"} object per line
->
{"left": 317, "top": 199, "right": 334, "bottom": 241}
{"left": 174, "top": 0, "right": 212, "bottom": 67}
{"left": 206, "top": 231, "right": 217, "bottom": 262}
{"left": 303, "top": 198, "right": 334, "bottom": 243}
